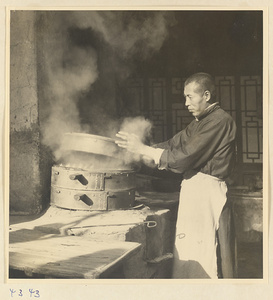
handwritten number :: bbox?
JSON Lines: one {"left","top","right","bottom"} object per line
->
{"left": 9, "top": 288, "right": 40, "bottom": 298}
{"left": 29, "top": 289, "right": 40, "bottom": 298}
{"left": 34, "top": 290, "right": 40, "bottom": 298}
{"left": 10, "top": 289, "right": 16, "bottom": 297}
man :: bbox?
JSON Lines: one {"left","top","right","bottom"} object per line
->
{"left": 115, "top": 72, "right": 236, "bottom": 279}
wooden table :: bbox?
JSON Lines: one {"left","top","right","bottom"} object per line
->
{"left": 9, "top": 228, "right": 141, "bottom": 279}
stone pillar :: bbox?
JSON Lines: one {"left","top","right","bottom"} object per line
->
{"left": 9, "top": 11, "right": 51, "bottom": 214}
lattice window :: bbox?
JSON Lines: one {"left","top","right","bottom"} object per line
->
{"left": 171, "top": 78, "right": 191, "bottom": 135}
{"left": 148, "top": 78, "right": 168, "bottom": 142}
{"left": 240, "top": 76, "right": 262, "bottom": 163}
{"left": 125, "top": 78, "right": 145, "bottom": 115}
{"left": 215, "top": 76, "right": 236, "bottom": 121}
{"left": 171, "top": 77, "right": 184, "bottom": 96}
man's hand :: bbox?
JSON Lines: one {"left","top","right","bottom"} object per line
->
{"left": 115, "top": 131, "right": 145, "bottom": 154}
{"left": 115, "top": 131, "right": 164, "bottom": 165}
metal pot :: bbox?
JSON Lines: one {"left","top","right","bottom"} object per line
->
{"left": 62, "top": 132, "right": 122, "bottom": 158}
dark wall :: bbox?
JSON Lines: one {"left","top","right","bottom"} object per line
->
{"left": 132, "top": 11, "right": 263, "bottom": 77}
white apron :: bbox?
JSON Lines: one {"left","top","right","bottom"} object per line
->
{"left": 172, "top": 172, "right": 227, "bottom": 279}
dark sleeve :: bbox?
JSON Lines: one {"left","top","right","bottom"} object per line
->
{"left": 158, "top": 117, "right": 236, "bottom": 174}
{"left": 151, "top": 140, "right": 172, "bottom": 150}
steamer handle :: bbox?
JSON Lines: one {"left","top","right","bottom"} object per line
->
{"left": 69, "top": 174, "right": 88, "bottom": 186}
{"left": 74, "top": 193, "right": 85, "bottom": 201}
{"left": 73, "top": 194, "right": 93, "bottom": 206}
{"left": 69, "top": 174, "right": 82, "bottom": 180}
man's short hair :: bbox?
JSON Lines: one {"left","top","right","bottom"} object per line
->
{"left": 184, "top": 72, "right": 216, "bottom": 102}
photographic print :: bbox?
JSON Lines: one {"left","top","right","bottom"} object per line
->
{"left": 6, "top": 8, "right": 266, "bottom": 283}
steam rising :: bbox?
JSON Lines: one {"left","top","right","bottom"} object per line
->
{"left": 70, "top": 11, "right": 169, "bottom": 59}
{"left": 42, "top": 45, "right": 98, "bottom": 160}
{"left": 120, "top": 116, "right": 152, "bottom": 142}
{"left": 119, "top": 116, "right": 153, "bottom": 166}
{"left": 40, "top": 11, "right": 170, "bottom": 168}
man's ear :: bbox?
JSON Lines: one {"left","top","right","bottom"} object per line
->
{"left": 204, "top": 90, "right": 211, "bottom": 102}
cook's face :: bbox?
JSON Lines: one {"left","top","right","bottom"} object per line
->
{"left": 184, "top": 82, "right": 209, "bottom": 117}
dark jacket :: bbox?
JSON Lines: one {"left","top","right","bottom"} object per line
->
{"left": 156, "top": 104, "right": 237, "bottom": 181}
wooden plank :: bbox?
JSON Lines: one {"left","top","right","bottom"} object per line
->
{"left": 9, "top": 229, "right": 141, "bottom": 279}
{"left": 9, "top": 206, "right": 151, "bottom": 236}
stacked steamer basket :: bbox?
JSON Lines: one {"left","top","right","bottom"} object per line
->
{"left": 50, "top": 133, "right": 136, "bottom": 211}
